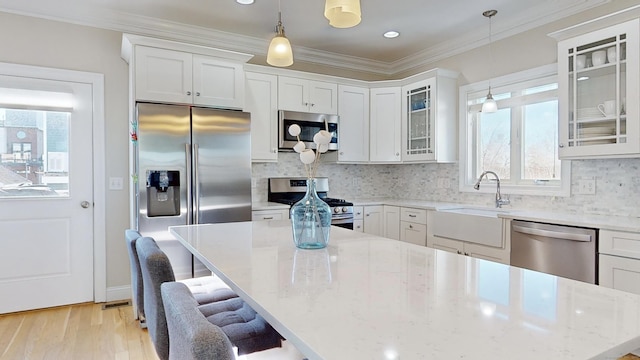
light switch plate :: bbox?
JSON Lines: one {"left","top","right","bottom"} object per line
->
{"left": 109, "top": 177, "right": 124, "bottom": 190}
{"left": 576, "top": 179, "right": 596, "bottom": 195}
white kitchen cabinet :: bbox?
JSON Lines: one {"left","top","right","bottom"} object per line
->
{"left": 337, "top": 85, "right": 370, "bottom": 163}
{"left": 278, "top": 76, "right": 338, "bottom": 114}
{"left": 353, "top": 206, "right": 364, "bottom": 232}
{"left": 599, "top": 254, "right": 640, "bottom": 295}
{"left": 370, "top": 87, "right": 402, "bottom": 163}
{"left": 383, "top": 206, "right": 400, "bottom": 240}
{"left": 252, "top": 209, "right": 289, "bottom": 221}
{"left": 363, "top": 205, "right": 383, "bottom": 236}
{"left": 401, "top": 70, "right": 457, "bottom": 163}
{"left": 557, "top": 19, "right": 639, "bottom": 159}
{"left": 599, "top": 229, "right": 640, "bottom": 295}
{"left": 134, "top": 46, "right": 245, "bottom": 109}
{"left": 245, "top": 72, "right": 278, "bottom": 162}
{"left": 399, "top": 207, "right": 427, "bottom": 246}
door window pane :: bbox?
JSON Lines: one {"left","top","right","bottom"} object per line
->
{"left": 0, "top": 108, "right": 69, "bottom": 197}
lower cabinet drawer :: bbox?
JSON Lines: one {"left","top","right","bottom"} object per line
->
{"left": 252, "top": 209, "right": 288, "bottom": 221}
{"left": 600, "top": 229, "right": 640, "bottom": 259}
{"left": 400, "top": 207, "right": 427, "bottom": 224}
{"left": 353, "top": 219, "right": 364, "bottom": 232}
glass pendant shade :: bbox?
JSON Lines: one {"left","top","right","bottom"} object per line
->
{"left": 482, "top": 89, "right": 498, "bottom": 113}
{"left": 267, "top": 13, "right": 293, "bottom": 67}
{"left": 267, "top": 34, "right": 293, "bottom": 67}
{"left": 324, "top": 0, "right": 361, "bottom": 28}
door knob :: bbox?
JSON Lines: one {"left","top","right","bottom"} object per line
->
{"left": 81, "top": 201, "right": 91, "bottom": 208}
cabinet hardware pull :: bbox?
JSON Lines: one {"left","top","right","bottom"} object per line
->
{"left": 186, "top": 91, "right": 192, "bottom": 96}
{"left": 310, "top": 103, "right": 315, "bottom": 107}
{"left": 409, "top": 214, "right": 416, "bottom": 217}
{"left": 457, "top": 250, "right": 462, "bottom": 254}
{"left": 464, "top": 252, "right": 469, "bottom": 256}
{"left": 263, "top": 216, "right": 274, "bottom": 220}
{"left": 409, "top": 224, "right": 413, "bottom": 229}
{"left": 196, "top": 92, "right": 201, "bottom": 96}
{"left": 559, "top": 143, "right": 564, "bottom": 148}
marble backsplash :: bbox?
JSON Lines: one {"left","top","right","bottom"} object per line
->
{"left": 252, "top": 152, "right": 640, "bottom": 218}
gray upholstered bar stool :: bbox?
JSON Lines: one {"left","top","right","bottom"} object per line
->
{"left": 136, "top": 236, "right": 282, "bottom": 360}
{"left": 125, "top": 229, "right": 238, "bottom": 328}
{"left": 161, "top": 281, "right": 235, "bottom": 360}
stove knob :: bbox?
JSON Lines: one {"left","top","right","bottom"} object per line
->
{"left": 342, "top": 207, "right": 348, "bottom": 212}
{"left": 334, "top": 208, "right": 340, "bottom": 214}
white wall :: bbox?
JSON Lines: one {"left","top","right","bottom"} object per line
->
{"left": 0, "top": 12, "right": 132, "bottom": 292}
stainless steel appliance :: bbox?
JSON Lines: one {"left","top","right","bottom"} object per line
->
{"left": 268, "top": 177, "right": 353, "bottom": 229}
{"left": 278, "top": 110, "right": 339, "bottom": 151}
{"left": 511, "top": 220, "right": 597, "bottom": 284}
{"left": 134, "top": 102, "right": 252, "bottom": 276}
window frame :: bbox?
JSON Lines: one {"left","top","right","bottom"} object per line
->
{"left": 458, "top": 64, "right": 570, "bottom": 197}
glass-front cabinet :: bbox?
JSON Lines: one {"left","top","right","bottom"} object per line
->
{"left": 400, "top": 70, "right": 457, "bottom": 163}
{"left": 558, "top": 19, "right": 639, "bottom": 159}
{"left": 402, "top": 79, "right": 434, "bottom": 161}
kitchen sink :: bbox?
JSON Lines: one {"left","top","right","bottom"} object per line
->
{"left": 432, "top": 207, "right": 506, "bottom": 247}
{"left": 438, "top": 206, "right": 510, "bottom": 218}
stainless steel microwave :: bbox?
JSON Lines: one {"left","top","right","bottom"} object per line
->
{"left": 278, "top": 110, "right": 339, "bottom": 151}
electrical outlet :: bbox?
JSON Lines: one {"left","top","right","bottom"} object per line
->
{"left": 576, "top": 179, "right": 596, "bottom": 195}
{"left": 109, "top": 177, "right": 123, "bottom": 190}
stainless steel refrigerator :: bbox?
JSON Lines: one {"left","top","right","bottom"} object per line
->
{"left": 134, "top": 102, "right": 251, "bottom": 277}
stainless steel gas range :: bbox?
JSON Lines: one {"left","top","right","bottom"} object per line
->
{"left": 268, "top": 177, "right": 354, "bottom": 230}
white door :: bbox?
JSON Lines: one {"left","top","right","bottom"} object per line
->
{"left": 0, "top": 75, "right": 94, "bottom": 313}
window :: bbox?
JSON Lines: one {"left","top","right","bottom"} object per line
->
{"left": 459, "top": 64, "right": 570, "bottom": 196}
{"left": 0, "top": 108, "right": 70, "bottom": 197}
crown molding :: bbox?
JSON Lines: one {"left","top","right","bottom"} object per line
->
{"left": 389, "top": 0, "right": 610, "bottom": 75}
{"left": 0, "top": 0, "right": 610, "bottom": 77}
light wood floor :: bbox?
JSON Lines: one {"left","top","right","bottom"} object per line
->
{"left": 0, "top": 302, "right": 159, "bottom": 360}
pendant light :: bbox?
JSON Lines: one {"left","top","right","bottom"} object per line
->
{"left": 482, "top": 9, "right": 498, "bottom": 113}
{"left": 324, "top": 0, "right": 361, "bottom": 28}
{"left": 267, "top": 0, "right": 293, "bottom": 67}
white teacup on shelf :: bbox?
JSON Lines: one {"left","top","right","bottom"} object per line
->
{"left": 597, "top": 100, "right": 616, "bottom": 116}
{"left": 592, "top": 50, "right": 607, "bottom": 66}
{"left": 607, "top": 47, "right": 617, "bottom": 62}
{"left": 576, "top": 54, "right": 586, "bottom": 69}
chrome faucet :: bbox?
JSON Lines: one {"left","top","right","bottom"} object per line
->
{"left": 473, "top": 171, "right": 510, "bottom": 208}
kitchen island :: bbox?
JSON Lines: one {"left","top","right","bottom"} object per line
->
{"left": 170, "top": 220, "right": 640, "bottom": 360}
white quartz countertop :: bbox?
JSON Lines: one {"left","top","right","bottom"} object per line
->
{"left": 349, "top": 198, "right": 640, "bottom": 233}
{"left": 170, "top": 221, "right": 640, "bottom": 360}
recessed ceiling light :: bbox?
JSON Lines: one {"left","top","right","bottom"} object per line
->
{"left": 383, "top": 31, "right": 400, "bottom": 39}
{"left": 236, "top": 0, "right": 254, "bottom": 4}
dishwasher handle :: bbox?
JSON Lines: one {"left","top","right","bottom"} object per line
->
{"left": 512, "top": 224, "right": 592, "bottom": 242}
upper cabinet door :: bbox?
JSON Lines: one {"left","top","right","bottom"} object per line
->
{"left": 337, "top": 85, "right": 369, "bottom": 163}
{"left": 278, "top": 76, "right": 309, "bottom": 112}
{"left": 135, "top": 46, "right": 193, "bottom": 104}
{"left": 370, "top": 87, "right": 402, "bottom": 163}
{"left": 245, "top": 72, "right": 278, "bottom": 162}
{"left": 401, "top": 79, "right": 436, "bottom": 162}
{"left": 558, "top": 19, "right": 640, "bottom": 159}
{"left": 309, "top": 81, "right": 338, "bottom": 114}
{"left": 193, "top": 55, "right": 245, "bottom": 109}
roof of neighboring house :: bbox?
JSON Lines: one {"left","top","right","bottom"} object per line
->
{"left": 0, "top": 164, "right": 30, "bottom": 186}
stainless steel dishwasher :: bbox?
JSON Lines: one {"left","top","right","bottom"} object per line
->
{"left": 510, "top": 220, "right": 597, "bottom": 284}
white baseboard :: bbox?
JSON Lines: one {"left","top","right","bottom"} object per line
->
{"left": 105, "top": 285, "right": 132, "bottom": 302}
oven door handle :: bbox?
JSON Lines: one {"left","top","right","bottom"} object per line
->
{"left": 331, "top": 217, "right": 354, "bottom": 225}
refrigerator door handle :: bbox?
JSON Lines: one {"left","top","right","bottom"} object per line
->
{"left": 186, "top": 143, "right": 193, "bottom": 225}
{"left": 193, "top": 143, "right": 200, "bottom": 224}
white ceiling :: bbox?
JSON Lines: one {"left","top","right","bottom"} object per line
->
{"left": 0, "top": 0, "right": 610, "bottom": 75}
